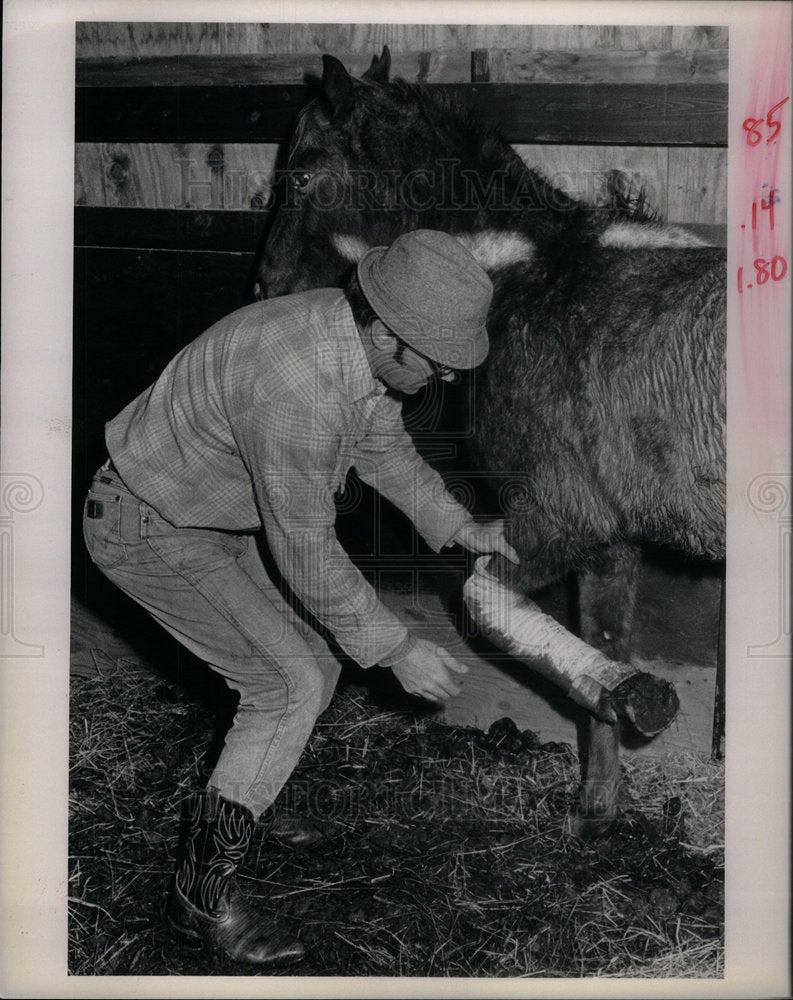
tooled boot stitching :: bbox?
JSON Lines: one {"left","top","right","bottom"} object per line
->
{"left": 170, "top": 789, "right": 304, "bottom": 966}
{"left": 176, "top": 790, "right": 251, "bottom": 914}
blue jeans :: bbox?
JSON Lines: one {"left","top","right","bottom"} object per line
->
{"left": 82, "top": 462, "right": 341, "bottom": 818}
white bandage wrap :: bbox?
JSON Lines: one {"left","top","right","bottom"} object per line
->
{"left": 463, "top": 556, "right": 638, "bottom": 715}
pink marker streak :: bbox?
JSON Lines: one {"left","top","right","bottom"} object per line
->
{"left": 735, "top": 9, "right": 792, "bottom": 447}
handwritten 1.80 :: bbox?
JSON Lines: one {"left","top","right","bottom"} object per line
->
{"left": 737, "top": 256, "right": 786, "bottom": 293}
{"left": 738, "top": 96, "right": 789, "bottom": 294}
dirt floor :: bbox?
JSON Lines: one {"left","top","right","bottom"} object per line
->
{"left": 69, "top": 594, "right": 724, "bottom": 978}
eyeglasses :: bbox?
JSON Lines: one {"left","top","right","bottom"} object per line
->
{"left": 394, "top": 339, "right": 459, "bottom": 383}
{"left": 429, "top": 360, "right": 458, "bottom": 383}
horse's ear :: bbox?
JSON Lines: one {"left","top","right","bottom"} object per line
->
{"left": 321, "top": 54, "right": 355, "bottom": 121}
{"left": 363, "top": 46, "right": 391, "bottom": 84}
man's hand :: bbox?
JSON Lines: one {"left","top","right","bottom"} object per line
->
{"left": 451, "top": 519, "right": 520, "bottom": 564}
{"left": 389, "top": 638, "right": 469, "bottom": 703}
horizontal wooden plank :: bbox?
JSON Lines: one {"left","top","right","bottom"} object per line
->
{"left": 668, "top": 146, "right": 729, "bottom": 224}
{"left": 76, "top": 55, "right": 307, "bottom": 87}
{"left": 473, "top": 83, "right": 727, "bottom": 145}
{"left": 75, "top": 83, "right": 307, "bottom": 143}
{"left": 77, "top": 47, "right": 728, "bottom": 88}
{"left": 75, "top": 22, "right": 685, "bottom": 59}
{"left": 670, "top": 25, "right": 729, "bottom": 49}
{"left": 74, "top": 206, "right": 269, "bottom": 252}
{"left": 74, "top": 22, "right": 529, "bottom": 58}
{"left": 526, "top": 25, "right": 676, "bottom": 51}
{"left": 492, "top": 47, "right": 727, "bottom": 84}
{"left": 75, "top": 82, "right": 728, "bottom": 146}
{"left": 74, "top": 142, "right": 279, "bottom": 211}
{"left": 75, "top": 141, "right": 726, "bottom": 225}
{"left": 74, "top": 206, "right": 728, "bottom": 254}
{"left": 76, "top": 51, "right": 474, "bottom": 87}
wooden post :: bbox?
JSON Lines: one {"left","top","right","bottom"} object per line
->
{"left": 712, "top": 569, "right": 726, "bottom": 759}
{"left": 471, "top": 49, "right": 490, "bottom": 84}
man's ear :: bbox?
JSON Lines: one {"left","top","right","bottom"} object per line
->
{"left": 368, "top": 319, "right": 398, "bottom": 351}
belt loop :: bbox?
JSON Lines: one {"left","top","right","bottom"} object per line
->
{"left": 100, "top": 458, "right": 111, "bottom": 472}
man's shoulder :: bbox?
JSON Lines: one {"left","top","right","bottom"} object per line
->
{"left": 234, "top": 289, "right": 351, "bottom": 405}
{"left": 217, "top": 289, "right": 343, "bottom": 353}
{"left": 238, "top": 287, "right": 345, "bottom": 327}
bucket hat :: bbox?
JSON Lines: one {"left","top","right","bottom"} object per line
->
{"left": 357, "top": 230, "right": 492, "bottom": 369}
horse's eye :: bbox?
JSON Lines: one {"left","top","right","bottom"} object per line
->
{"left": 291, "top": 172, "right": 311, "bottom": 189}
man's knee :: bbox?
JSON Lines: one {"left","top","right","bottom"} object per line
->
{"left": 317, "top": 658, "right": 342, "bottom": 714}
{"left": 237, "top": 652, "right": 330, "bottom": 714}
{"left": 289, "top": 655, "right": 343, "bottom": 718}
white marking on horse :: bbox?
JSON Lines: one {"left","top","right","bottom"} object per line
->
{"left": 331, "top": 234, "right": 373, "bottom": 262}
{"left": 331, "top": 229, "right": 535, "bottom": 271}
{"left": 600, "top": 222, "right": 711, "bottom": 249}
{"left": 454, "top": 231, "right": 535, "bottom": 270}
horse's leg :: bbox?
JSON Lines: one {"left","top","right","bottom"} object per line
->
{"left": 577, "top": 713, "right": 622, "bottom": 835}
{"left": 578, "top": 542, "right": 640, "bottom": 662}
{"left": 575, "top": 542, "right": 641, "bottom": 834}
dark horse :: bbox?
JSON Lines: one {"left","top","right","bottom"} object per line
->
{"left": 255, "top": 49, "right": 726, "bottom": 827}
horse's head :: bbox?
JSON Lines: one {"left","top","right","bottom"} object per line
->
{"left": 255, "top": 48, "right": 536, "bottom": 299}
{"left": 254, "top": 49, "right": 595, "bottom": 301}
{"left": 256, "top": 48, "right": 403, "bottom": 299}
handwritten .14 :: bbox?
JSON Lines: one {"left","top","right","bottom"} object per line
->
{"left": 740, "top": 192, "right": 778, "bottom": 232}
{"left": 742, "top": 96, "right": 789, "bottom": 146}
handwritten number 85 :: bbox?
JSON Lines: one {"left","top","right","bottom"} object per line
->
{"left": 743, "top": 96, "right": 790, "bottom": 145}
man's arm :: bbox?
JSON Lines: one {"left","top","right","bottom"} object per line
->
{"left": 352, "top": 393, "right": 473, "bottom": 551}
{"left": 253, "top": 399, "right": 413, "bottom": 668}
{"left": 354, "top": 394, "right": 520, "bottom": 564}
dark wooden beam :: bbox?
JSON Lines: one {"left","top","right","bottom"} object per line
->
{"left": 74, "top": 206, "right": 270, "bottom": 253}
{"left": 76, "top": 49, "right": 728, "bottom": 89}
{"left": 75, "top": 52, "right": 475, "bottom": 87}
{"left": 468, "top": 83, "right": 727, "bottom": 146}
{"left": 74, "top": 206, "right": 728, "bottom": 254}
{"left": 75, "top": 82, "right": 728, "bottom": 146}
{"left": 77, "top": 54, "right": 322, "bottom": 87}
{"left": 75, "top": 84, "right": 309, "bottom": 144}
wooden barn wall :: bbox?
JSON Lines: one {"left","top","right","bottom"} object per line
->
{"left": 75, "top": 22, "right": 728, "bottom": 59}
{"left": 75, "top": 21, "right": 728, "bottom": 226}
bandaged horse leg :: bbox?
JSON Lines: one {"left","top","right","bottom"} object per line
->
{"left": 463, "top": 556, "right": 679, "bottom": 830}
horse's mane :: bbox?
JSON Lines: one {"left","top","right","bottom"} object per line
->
{"left": 382, "top": 76, "right": 661, "bottom": 231}
{"left": 386, "top": 77, "right": 516, "bottom": 163}
{"left": 601, "top": 170, "right": 661, "bottom": 224}
{"left": 387, "top": 77, "right": 465, "bottom": 117}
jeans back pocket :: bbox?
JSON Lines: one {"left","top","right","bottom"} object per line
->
{"left": 83, "top": 490, "right": 129, "bottom": 570}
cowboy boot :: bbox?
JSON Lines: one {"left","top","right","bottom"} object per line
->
{"left": 167, "top": 787, "right": 304, "bottom": 967}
